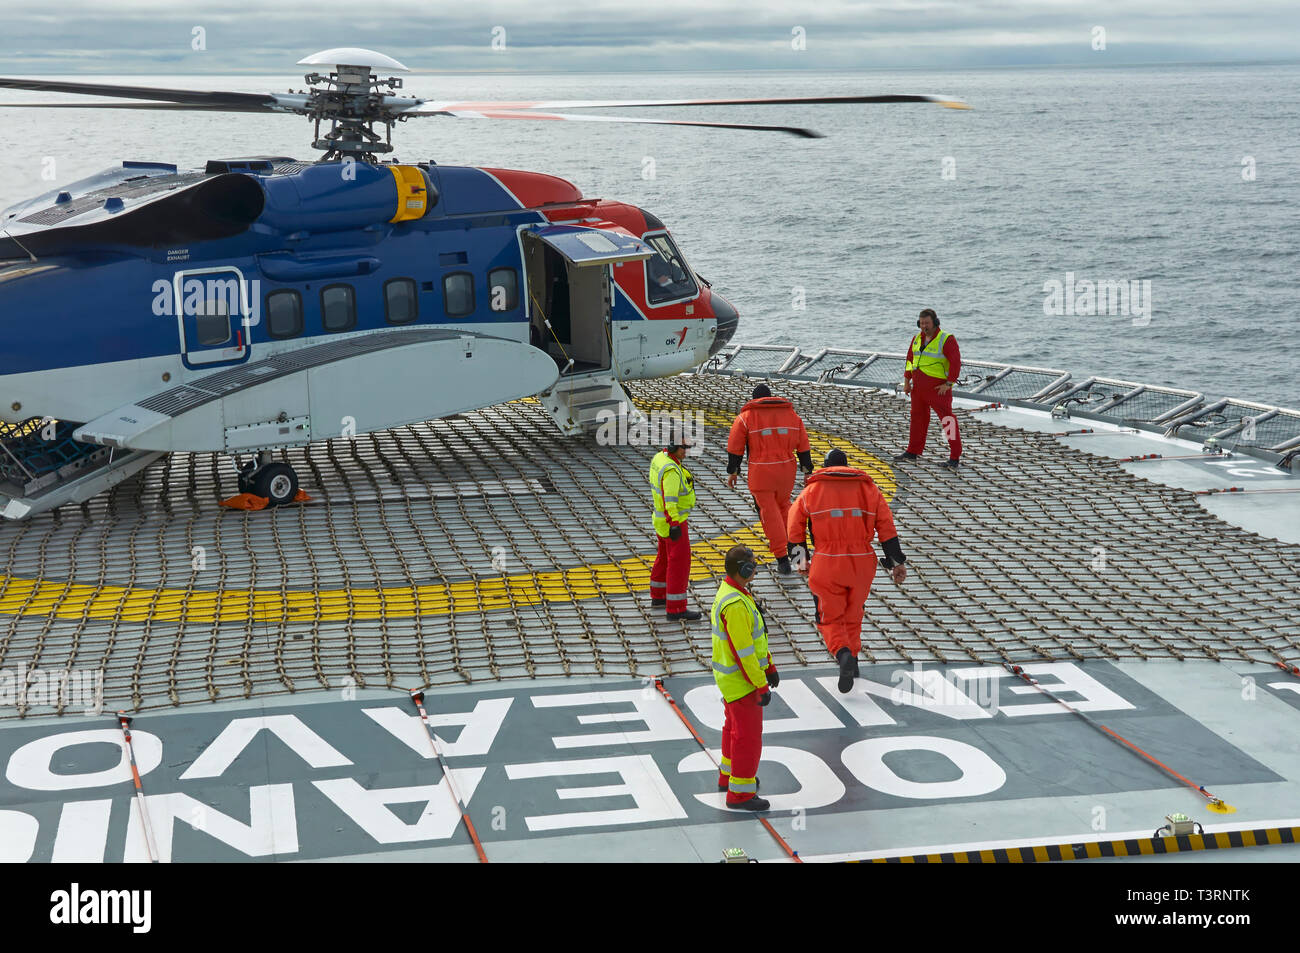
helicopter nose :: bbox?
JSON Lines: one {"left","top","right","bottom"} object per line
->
{"left": 709, "top": 292, "right": 739, "bottom": 355}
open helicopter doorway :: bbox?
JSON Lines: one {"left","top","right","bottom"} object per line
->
{"left": 521, "top": 226, "right": 654, "bottom": 377}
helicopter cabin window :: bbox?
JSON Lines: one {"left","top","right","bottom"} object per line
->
{"left": 321, "top": 284, "right": 356, "bottom": 333}
{"left": 644, "top": 233, "right": 698, "bottom": 305}
{"left": 384, "top": 278, "right": 418, "bottom": 325}
{"left": 443, "top": 272, "right": 475, "bottom": 318}
{"left": 195, "top": 297, "right": 232, "bottom": 347}
{"left": 266, "top": 290, "right": 303, "bottom": 339}
{"left": 487, "top": 267, "right": 519, "bottom": 313}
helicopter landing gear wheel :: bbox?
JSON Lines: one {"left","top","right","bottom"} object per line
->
{"left": 253, "top": 462, "right": 299, "bottom": 507}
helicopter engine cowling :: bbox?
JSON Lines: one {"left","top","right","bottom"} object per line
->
{"left": 256, "top": 162, "right": 436, "bottom": 235}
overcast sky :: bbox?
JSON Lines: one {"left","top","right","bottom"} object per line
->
{"left": 1, "top": 0, "right": 1298, "bottom": 73}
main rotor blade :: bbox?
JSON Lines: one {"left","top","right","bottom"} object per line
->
{"left": 0, "top": 76, "right": 276, "bottom": 109}
{"left": 405, "top": 108, "right": 824, "bottom": 137}
{"left": 0, "top": 101, "right": 278, "bottom": 113}
{"left": 415, "top": 94, "right": 970, "bottom": 111}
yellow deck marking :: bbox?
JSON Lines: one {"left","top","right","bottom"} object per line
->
{"left": 858, "top": 823, "right": 1300, "bottom": 863}
{"left": 0, "top": 405, "right": 894, "bottom": 624}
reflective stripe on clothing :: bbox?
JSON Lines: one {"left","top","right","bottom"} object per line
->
{"left": 906, "top": 330, "right": 952, "bottom": 380}
{"left": 726, "top": 398, "right": 811, "bottom": 471}
{"left": 648, "top": 450, "right": 696, "bottom": 537}
{"left": 786, "top": 466, "right": 897, "bottom": 559}
{"left": 650, "top": 524, "right": 691, "bottom": 611}
{"left": 722, "top": 691, "right": 763, "bottom": 805}
{"left": 711, "top": 579, "right": 771, "bottom": 703}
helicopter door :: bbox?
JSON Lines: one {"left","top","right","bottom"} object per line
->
{"left": 172, "top": 266, "right": 252, "bottom": 368}
{"left": 522, "top": 226, "right": 653, "bottom": 374}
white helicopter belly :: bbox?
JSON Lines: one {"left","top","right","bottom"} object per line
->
{"left": 72, "top": 329, "right": 558, "bottom": 453}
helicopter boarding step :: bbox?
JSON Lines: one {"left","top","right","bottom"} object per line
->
{"left": 540, "top": 373, "right": 642, "bottom": 436}
{"left": 0, "top": 418, "right": 161, "bottom": 521}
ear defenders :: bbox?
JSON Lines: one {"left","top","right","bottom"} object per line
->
{"left": 728, "top": 545, "right": 758, "bottom": 580}
{"left": 739, "top": 555, "right": 758, "bottom": 578}
{"left": 917, "top": 310, "right": 940, "bottom": 329}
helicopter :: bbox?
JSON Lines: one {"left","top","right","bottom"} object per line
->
{"left": 0, "top": 48, "right": 966, "bottom": 518}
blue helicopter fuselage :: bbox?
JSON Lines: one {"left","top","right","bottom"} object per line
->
{"left": 0, "top": 158, "right": 736, "bottom": 427}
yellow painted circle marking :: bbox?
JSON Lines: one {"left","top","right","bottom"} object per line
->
{"left": 0, "top": 406, "right": 894, "bottom": 623}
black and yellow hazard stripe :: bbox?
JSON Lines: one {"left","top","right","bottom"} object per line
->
{"left": 850, "top": 824, "right": 1300, "bottom": 863}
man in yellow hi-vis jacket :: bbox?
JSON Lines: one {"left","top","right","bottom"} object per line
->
{"left": 896, "top": 307, "right": 963, "bottom": 468}
{"left": 649, "top": 437, "right": 700, "bottom": 621}
{"left": 712, "top": 544, "right": 777, "bottom": 811}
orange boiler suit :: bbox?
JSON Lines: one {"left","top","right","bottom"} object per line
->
{"left": 727, "top": 397, "right": 813, "bottom": 559}
{"left": 786, "top": 466, "right": 903, "bottom": 658}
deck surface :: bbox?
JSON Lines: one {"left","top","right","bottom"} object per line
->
{"left": 2, "top": 372, "right": 1299, "bottom": 861}
{"left": 2, "top": 660, "right": 1297, "bottom": 862}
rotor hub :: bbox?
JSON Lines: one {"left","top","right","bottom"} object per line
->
{"left": 296, "top": 49, "right": 415, "bottom": 162}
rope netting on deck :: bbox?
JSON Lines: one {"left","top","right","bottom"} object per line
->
{"left": 1, "top": 375, "right": 1297, "bottom": 716}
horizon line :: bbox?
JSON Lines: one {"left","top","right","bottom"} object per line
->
{"left": 1, "top": 57, "right": 1299, "bottom": 76}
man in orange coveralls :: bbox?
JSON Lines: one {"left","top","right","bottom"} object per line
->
{"left": 787, "top": 449, "right": 908, "bottom": 692}
{"left": 726, "top": 384, "right": 814, "bottom": 576}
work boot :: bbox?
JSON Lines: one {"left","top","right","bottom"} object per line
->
{"left": 726, "top": 795, "right": 771, "bottom": 812}
{"left": 651, "top": 597, "right": 665, "bottom": 607}
{"left": 893, "top": 451, "right": 919, "bottom": 462}
{"left": 668, "top": 608, "right": 703, "bottom": 622}
{"left": 939, "top": 458, "right": 960, "bottom": 470}
{"left": 836, "top": 648, "right": 856, "bottom": 693}
{"left": 776, "top": 556, "right": 793, "bottom": 575}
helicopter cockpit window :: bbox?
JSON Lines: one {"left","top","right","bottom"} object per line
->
{"left": 266, "top": 290, "right": 303, "bottom": 339}
{"left": 644, "top": 234, "right": 698, "bottom": 305}
{"left": 443, "top": 272, "right": 475, "bottom": 318}
{"left": 384, "top": 278, "right": 418, "bottom": 326}
{"left": 321, "top": 284, "right": 356, "bottom": 333}
{"left": 488, "top": 267, "right": 519, "bottom": 313}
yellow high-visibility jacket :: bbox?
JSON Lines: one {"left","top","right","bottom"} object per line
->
{"left": 711, "top": 577, "right": 771, "bottom": 703}
{"left": 905, "top": 330, "right": 952, "bottom": 380}
{"left": 649, "top": 450, "right": 695, "bottom": 538}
